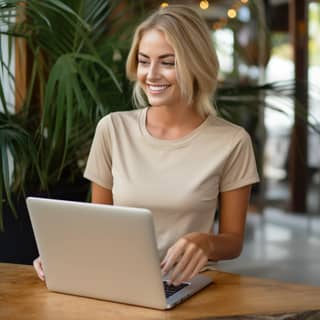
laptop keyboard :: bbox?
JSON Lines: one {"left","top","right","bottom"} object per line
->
{"left": 163, "top": 281, "right": 189, "bottom": 298}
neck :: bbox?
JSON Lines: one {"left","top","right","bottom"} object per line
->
{"left": 147, "top": 105, "right": 203, "bottom": 129}
{"left": 145, "top": 105, "right": 207, "bottom": 140}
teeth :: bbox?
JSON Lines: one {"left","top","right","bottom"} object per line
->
{"left": 148, "top": 85, "right": 169, "bottom": 91}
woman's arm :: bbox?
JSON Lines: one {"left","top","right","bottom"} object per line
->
{"left": 208, "top": 184, "right": 251, "bottom": 260}
{"left": 91, "top": 182, "right": 113, "bottom": 204}
{"left": 161, "top": 185, "right": 251, "bottom": 285}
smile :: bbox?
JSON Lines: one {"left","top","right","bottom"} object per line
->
{"left": 147, "top": 84, "right": 170, "bottom": 93}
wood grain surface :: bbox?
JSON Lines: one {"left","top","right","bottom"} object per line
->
{"left": 1, "top": 263, "right": 320, "bottom": 320}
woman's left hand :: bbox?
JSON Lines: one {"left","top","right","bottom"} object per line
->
{"left": 161, "top": 232, "right": 212, "bottom": 286}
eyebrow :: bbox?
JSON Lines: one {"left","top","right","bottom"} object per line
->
{"left": 138, "top": 53, "right": 175, "bottom": 59}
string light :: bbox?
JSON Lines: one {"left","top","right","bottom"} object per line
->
{"left": 160, "top": 2, "right": 168, "bottom": 8}
{"left": 200, "top": 1, "right": 209, "bottom": 10}
{"left": 211, "top": 0, "right": 246, "bottom": 28}
{"left": 227, "top": 8, "right": 237, "bottom": 19}
{"left": 160, "top": 0, "right": 249, "bottom": 29}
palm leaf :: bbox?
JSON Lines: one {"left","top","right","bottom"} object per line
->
{"left": 0, "top": 0, "right": 145, "bottom": 228}
{"left": 0, "top": 112, "right": 41, "bottom": 230}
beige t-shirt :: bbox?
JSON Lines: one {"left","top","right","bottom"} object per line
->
{"left": 84, "top": 108, "right": 259, "bottom": 260}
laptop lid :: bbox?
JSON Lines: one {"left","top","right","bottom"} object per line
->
{"left": 27, "top": 197, "right": 212, "bottom": 309}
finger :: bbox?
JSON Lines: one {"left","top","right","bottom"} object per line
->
{"left": 160, "top": 255, "right": 168, "bottom": 268}
{"left": 161, "top": 246, "right": 174, "bottom": 269}
{"left": 161, "top": 253, "right": 177, "bottom": 277}
{"left": 169, "top": 244, "right": 197, "bottom": 283}
{"left": 160, "top": 253, "right": 170, "bottom": 274}
{"left": 189, "top": 255, "right": 208, "bottom": 280}
{"left": 172, "top": 250, "right": 203, "bottom": 285}
{"left": 161, "top": 244, "right": 185, "bottom": 275}
{"left": 38, "top": 260, "right": 46, "bottom": 281}
{"left": 33, "top": 258, "right": 45, "bottom": 281}
{"left": 36, "top": 263, "right": 45, "bottom": 281}
{"left": 160, "top": 257, "right": 168, "bottom": 276}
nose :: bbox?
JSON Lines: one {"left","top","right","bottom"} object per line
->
{"left": 147, "top": 62, "right": 161, "bottom": 80}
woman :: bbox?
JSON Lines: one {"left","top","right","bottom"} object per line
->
{"left": 34, "top": 5, "right": 259, "bottom": 286}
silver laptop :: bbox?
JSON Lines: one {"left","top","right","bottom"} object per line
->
{"left": 26, "top": 197, "right": 212, "bottom": 310}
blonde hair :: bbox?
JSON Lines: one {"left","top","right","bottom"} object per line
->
{"left": 126, "top": 5, "right": 219, "bottom": 117}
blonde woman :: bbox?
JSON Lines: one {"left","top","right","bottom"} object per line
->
{"left": 34, "top": 5, "right": 259, "bottom": 286}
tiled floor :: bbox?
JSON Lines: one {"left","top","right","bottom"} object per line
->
{"left": 220, "top": 106, "right": 320, "bottom": 287}
{"left": 217, "top": 207, "right": 320, "bottom": 286}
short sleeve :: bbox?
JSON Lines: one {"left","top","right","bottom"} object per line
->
{"left": 220, "top": 129, "right": 260, "bottom": 192}
{"left": 83, "top": 115, "right": 113, "bottom": 189}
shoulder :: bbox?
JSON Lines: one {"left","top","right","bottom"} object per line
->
{"left": 206, "top": 115, "right": 250, "bottom": 143}
{"left": 97, "top": 108, "right": 143, "bottom": 129}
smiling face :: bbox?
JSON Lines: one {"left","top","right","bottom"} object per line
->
{"left": 137, "top": 29, "right": 185, "bottom": 109}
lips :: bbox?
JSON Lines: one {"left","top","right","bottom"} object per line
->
{"left": 147, "top": 84, "right": 170, "bottom": 94}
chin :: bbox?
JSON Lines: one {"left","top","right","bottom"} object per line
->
{"left": 148, "top": 96, "right": 174, "bottom": 106}
{"left": 147, "top": 98, "right": 169, "bottom": 107}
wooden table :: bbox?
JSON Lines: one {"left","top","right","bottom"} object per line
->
{"left": 1, "top": 263, "right": 320, "bottom": 319}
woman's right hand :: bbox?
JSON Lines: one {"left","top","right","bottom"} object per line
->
{"left": 33, "top": 257, "right": 45, "bottom": 281}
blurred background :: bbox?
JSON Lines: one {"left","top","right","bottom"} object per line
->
{"left": 0, "top": 0, "right": 319, "bottom": 285}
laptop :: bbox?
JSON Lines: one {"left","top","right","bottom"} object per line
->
{"left": 26, "top": 197, "right": 213, "bottom": 310}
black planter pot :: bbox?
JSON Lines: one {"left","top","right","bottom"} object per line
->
{"left": 0, "top": 178, "right": 89, "bottom": 265}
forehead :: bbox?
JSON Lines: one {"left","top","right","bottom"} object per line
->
{"left": 138, "top": 29, "right": 175, "bottom": 56}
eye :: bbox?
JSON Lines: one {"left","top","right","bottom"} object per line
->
{"left": 162, "top": 61, "right": 175, "bottom": 66}
{"left": 138, "top": 60, "right": 149, "bottom": 65}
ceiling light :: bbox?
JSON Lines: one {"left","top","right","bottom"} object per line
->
{"left": 200, "top": 1, "right": 209, "bottom": 10}
{"left": 227, "top": 8, "right": 237, "bottom": 19}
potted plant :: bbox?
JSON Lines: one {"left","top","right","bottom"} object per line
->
{"left": 0, "top": 0, "right": 142, "bottom": 263}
